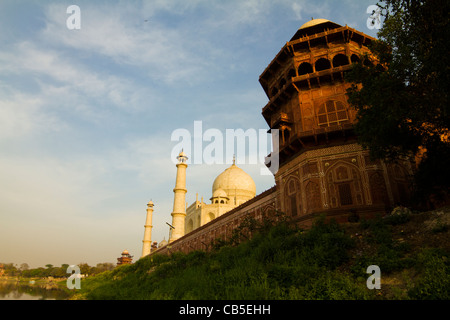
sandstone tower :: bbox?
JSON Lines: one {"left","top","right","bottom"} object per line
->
{"left": 259, "top": 19, "right": 412, "bottom": 225}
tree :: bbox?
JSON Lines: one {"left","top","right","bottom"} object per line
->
{"left": 2, "top": 263, "right": 18, "bottom": 276}
{"left": 346, "top": 0, "right": 450, "bottom": 206}
{"left": 19, "top": 263, "right": 29, "bottom": 271}
{"left": 50, "top": 265, "right": 68, "bottom": 278}
{"left": 78, "top": 263, "right": 91, "bottom": 275}
{"left": 95, "top": 262, "right": 115, "bottom": 273}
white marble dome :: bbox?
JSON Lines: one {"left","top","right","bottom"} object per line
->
{"left": 212, "top": 163, "right": 256, "bottom": 205}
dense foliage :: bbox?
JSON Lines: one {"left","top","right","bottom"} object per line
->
{"left": 77, "top": 212, "right": 449, "bottom": 300}
{"left": 345, "top": 0, "right": 450, "bottom": 204}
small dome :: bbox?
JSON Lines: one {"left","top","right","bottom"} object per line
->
{"left": 290, "top": 18, "right": 342, "bottom": 41}
{"left": 158, "top": 239, "right": 168, "bottom": 248}
{"left": 177, "top": 150, "right": 188, "bottom": 163}
{"left": 212, "top": 188, "right": 228, "bottom": 199}
{"left": 178, "top": 151, "right": 187, "bottom": 157}
{"left": 122, "top": 249, "right": 129, "bottom": 255}
{"left": 147, "top": 200, "right": 154, "bottom": 207}
{"left": 299, "top": 18, "right": 331, "bottom": 30}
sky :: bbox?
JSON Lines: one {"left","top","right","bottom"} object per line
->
{"left": 0, "top": 0, "right": 380, "bottom": 268}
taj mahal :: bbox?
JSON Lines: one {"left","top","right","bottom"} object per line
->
{"left": 140, "top": 18, "right": 414, "bottom": 258}
{"left": 141, "top": 152, "right": 258, "bottom": 257}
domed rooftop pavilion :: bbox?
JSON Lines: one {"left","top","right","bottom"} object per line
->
{"left": 290, "top": 18, "right": 342, "bottom": 41}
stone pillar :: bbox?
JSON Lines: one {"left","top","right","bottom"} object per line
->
{"left": 169, "top": 151, "right": 188, "bottom": 243}
{"left": 141, "top": 200, "right": 154, "bottom": 257}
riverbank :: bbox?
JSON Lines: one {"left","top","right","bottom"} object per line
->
{"left": 0, "top": 277, "right": 72, "bottom": 300}
{"left": 0, "top": 276, "right": 66, "bottom": 289}
{"left": 76, "top": 208, "right": 449, "bottom": 300}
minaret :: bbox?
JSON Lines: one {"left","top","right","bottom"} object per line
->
{"left": 141, "top": 200, "right": 154, "bottom": 257}
{"left": 169, "top": 150, "right": 188, "bottom": 243}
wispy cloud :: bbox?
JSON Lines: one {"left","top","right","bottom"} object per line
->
{"left": 40, "top": 3, "right": 217, "bottom": 85}
{"left": 290, "top": 0, "right": 332, "bottom": 21}
{"left": 0, "top": 40, "right": 159, "bottom": 141}
{"left": 0, "top": 89, "right": 61, "bottom": 139}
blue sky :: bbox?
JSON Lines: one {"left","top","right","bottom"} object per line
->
{"left": 0, "top": 0, "right": 380, "bottom": 268}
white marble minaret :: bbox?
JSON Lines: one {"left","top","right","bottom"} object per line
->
{"left": 141, "top": 200, "right": 154, "bottom": 257}
{"left": 169, "top": 150, "right": 188, "bottom": 243}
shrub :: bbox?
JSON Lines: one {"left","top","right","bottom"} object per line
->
{"left": 384, "top": 206, "right": 411, "bottom": 225}
{"left": 431, "top": 219, "right": 449, "bottom": 234}
{"left": 361, "top": 217, "right": 393, "bottom": 246}
{"left": 288, "top": 271, "right": 375, "bottom": 300}
{"left": 408, "top": 249, "right": 450, "bottom": 299}
{"left": 297, "top": 217, "right": 355, "bottom": 269}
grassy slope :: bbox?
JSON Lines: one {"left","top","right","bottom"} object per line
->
{"left": 74, "top": 208, "right": 450, "bottom": 300}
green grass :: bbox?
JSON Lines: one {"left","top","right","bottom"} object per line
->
{"left": 76, "top": 213, "right": 450, "bottom": 300}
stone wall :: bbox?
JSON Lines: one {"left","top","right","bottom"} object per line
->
{"left": 154, "top": 186, "right": 278, "bottom": 255}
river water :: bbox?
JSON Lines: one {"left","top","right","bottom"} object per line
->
{"left": 0, "top": 281, "right": 71, "bottom": 300}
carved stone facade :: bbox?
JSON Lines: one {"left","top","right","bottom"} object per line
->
{"left": 275, "top": 143, "right": 413, "bottom": 228}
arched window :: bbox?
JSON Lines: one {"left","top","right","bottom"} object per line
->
{"left": 206, "top": 212, "right": 215, "bottom": 223}
{"left": 285, "top": 177, "right": 301, "bottom": 217}
{"left": 369, "top": 172, "right": 389, "bottom": 205}
{"left": 298, "top": 62, "right": 313, "bottom": 75}
{"left": 315, "top": 58, "right": 331, "bottom": 71}
{"left": 332, "top": 54, "right": 349, "bottom": 67}
{"left": 305, "top": 181, "right": 321, "bottom": 212}
{"left": 220, "top": 200, "right": 224, "bottom": 204}
{"left": 281, "top": 127, "right": 291, "bottom": 145}
{"left": 350, "top": 54, "right": 360, "bottom": 63}
{"left": 288, "top": 178, "right": 297, "bottom": 194}
{"left": 317, "top": 100, "right": 348, "bottom": 127}
{"left": 263, "top": 205, "right": 275, "bottom": 217}
{"left": 326, "top": 163, "right": 365, "bottom": 208}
